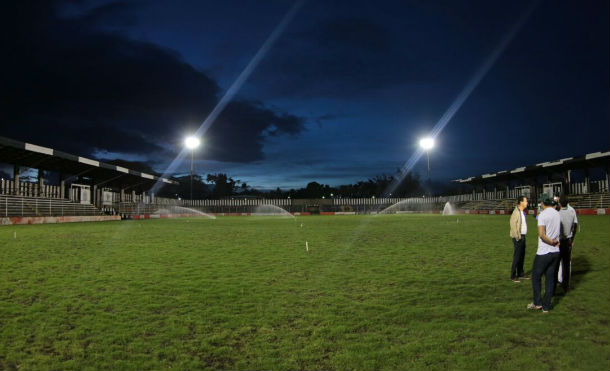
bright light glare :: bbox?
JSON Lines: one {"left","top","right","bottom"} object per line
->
{"left": 419, "top": 137, "right": 434, "bottom": 150}
{"left": 184, "top": 136, "right": 201, "bottom": 150}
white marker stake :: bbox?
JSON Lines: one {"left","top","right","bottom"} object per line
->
{"left": 306, "top": 241, "right": 309, "bottom": 252}
{"left": 300, "top": 223, "right": 303, "bottom": 228}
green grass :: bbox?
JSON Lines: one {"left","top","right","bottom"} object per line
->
{"left": 1, "top": 214, "right": 608, "bottom": 370}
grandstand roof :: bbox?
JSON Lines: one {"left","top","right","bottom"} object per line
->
{"left": 452, "top": 150, "right": 610, "bottom": 184}
{"left": 0, "top": 136, "right": 177, "bottom": 189}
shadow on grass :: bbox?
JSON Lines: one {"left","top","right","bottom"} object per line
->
{"left": 554, "top": 255, "right": 590, "bottom": 307}
{"left": 569, "top": 255, "right": 591, "bottom": 290}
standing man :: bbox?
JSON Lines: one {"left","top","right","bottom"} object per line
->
{"left": 509, "top": 196, "right": 529, "bottom": 282}
{"left": 567, "top": 202, "right": 579, "bottom": 241}
{"left": 557, "top": 194, "right": 577, "bottom": 292}
{"left": 527, "top": 194, "right": 561, "bottom": 313}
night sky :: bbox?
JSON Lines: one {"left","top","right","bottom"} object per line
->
{"left": 3, "top": 1, "right": 609, "bottom": 190}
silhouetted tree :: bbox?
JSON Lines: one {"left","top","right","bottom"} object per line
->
{"left": 158, "top": 169, "right": 462, "bottom": 200}
{"left": 393, "top": 171, "right": 424, "bottom": 197}
{"left": 157, "top": 174, "right": 210, "bottom": 199}
{"left": 206, "top": 173, "right": 237, "bottom": 198}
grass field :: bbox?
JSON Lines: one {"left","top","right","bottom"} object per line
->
{"left": 1, "top": 214, "right": 609, "bottom": 370}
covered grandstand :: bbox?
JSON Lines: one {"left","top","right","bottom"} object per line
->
{"left": 0, "top": 136, "right": 176, "bottom": 222}
{"left": 451, "top": 151, "right": 609, "bottom": 211}
{"left": 1, "top": 135, "right": 608, "bottom": 223}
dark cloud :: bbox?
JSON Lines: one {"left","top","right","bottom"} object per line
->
{"left": 251, "top": 7, "right": 478, "bottom": 99}
{"left": 73, "top": 1, "right": 138, "bottom": 30}
{"left": 251, "top": 18, "right": 401, "bottom": 98}
{"left": 313, "top": 114, "right": 340, "bottom": 126}
{"left": 203, "top": 100, "right": 303, "bottom": 162}
{"left": 307, "top": 17, "right": 389, "bottom": 52}
{"left": 1, "top": 1, "right": 304, "bottom": 165}
{"left": 247, "top": 1, "right": 567, "bottom": 101}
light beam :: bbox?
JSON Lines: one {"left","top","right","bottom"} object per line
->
{"left": 149, "top": 0, "right": 305, "bottom": 195}
{"left": 383, "top": 1, "right": 538, "bottom": 197}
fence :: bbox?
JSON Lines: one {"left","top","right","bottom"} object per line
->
{"left": 114, "top": 194, "right": 506, "bottom": 215}
{"left": 176, "top": 198, "right": 291, "bottom": 207}
{"left": 116, "top": 197, "right": 293, "bottom": 215}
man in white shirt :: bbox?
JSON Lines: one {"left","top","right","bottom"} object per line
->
{"left": 527, "top": 193, "right": 561, "bottom": 313}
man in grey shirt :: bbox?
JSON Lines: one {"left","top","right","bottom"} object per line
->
{"left": 557, "top": 194, "right": 577, "bottom": 292}
{"left": 567, "top": 203, "right": 579, "bottom": 238}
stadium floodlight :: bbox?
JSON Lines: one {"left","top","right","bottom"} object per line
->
{"left": 184, "top": 136, "right": 200, "bottom": 150}
{"left": 184, "top": 136, "right": 202, "bottom": 200}
{"left": 419, "top": 137, "right": 435, "bottom": 178}
{"left": 419, "top": 137, "right": 434, "bottom": 150}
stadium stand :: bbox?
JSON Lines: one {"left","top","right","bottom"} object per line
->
{"left": 0, "top": 135, "right": 177, "bottom": 221}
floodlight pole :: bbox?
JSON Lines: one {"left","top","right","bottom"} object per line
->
{"left": 426, "top": 150, "right": 430, "bottom": 179}
{"left": 184, "top": 136, "right": 201, "bottom": 203}
{"left": 190, "top": 150, "right": 194, "bottom": 201}
{"left": 419, "top": 137, "right": 433, "bottom": 179}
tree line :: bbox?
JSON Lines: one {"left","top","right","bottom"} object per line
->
{"left": 103, "top": 160, "right": 467, "bottom": 200}
{"left": 158, "top": 171, "right": 466, "bottom": 200}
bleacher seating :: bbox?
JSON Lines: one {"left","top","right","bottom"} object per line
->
{"left": 0, "top": 195, "right": 104, "bottom": 217}
{"left": 455, "top": 199, "right": 511, "bottom": 211}
{"left": 568, "top": 192, "right": 610, "bottom": 209}
{"left": 452, "top": 193, "right": 610, "bottom": 212}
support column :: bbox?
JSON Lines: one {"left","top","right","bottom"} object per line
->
{"left": 93, "top": 184, "right": 98, "bottom": 207}
{"left": 60, "top": 173, "right": 66, "bottom": 199}
{"left": 13, "top": 165, "right": 20, "bottom": 195}
{"left": 584, "top": 168, "right": 590, "bottom": 194}
{"left": 38, "top": 169, "right": 44, "bottom": 197}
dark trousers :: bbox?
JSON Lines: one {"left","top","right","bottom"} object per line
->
{"left": 557, "top": 239, "right": 573, "bottom": 290}
{"left": 532, "top": 252, "right": 560, "bottom": 311}
{"left": 511, "top": 235, "right": 526, "bottom": 279}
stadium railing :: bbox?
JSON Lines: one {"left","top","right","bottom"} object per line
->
{"left": 568, "top": 192, "right": 610, "bottom": 209}
{"left": 0, "top": 195, "right": 104, "bottom": 217}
